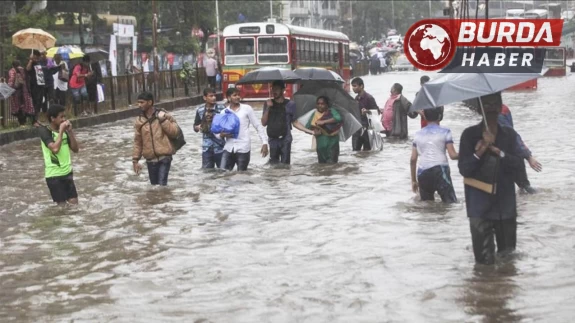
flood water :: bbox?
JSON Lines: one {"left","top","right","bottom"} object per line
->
{"left": 1, "top": 71, "right": 574, "bottom": 322}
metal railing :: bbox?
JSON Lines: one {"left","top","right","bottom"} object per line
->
{"left": 0, "top": 66, "right": 210, "bottom": 129}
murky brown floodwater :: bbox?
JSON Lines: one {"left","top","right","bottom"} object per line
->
{"left": 1, "top": 71, "right": 574, "bottom": 322}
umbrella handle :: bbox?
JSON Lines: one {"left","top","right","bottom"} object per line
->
{"left": 478, "top": 98, "right": 493, "bottom": 136}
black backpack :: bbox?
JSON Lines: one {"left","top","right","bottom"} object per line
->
{"left": 266, "top": 100, "right": 288, "bottom": 139}
{"left": 156, "top": 109, "right": 186, "bottom": 153}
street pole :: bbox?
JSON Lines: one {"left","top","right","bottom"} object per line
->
{"left": 429, "top": 0, "right": 432, "bottom": 17}
{"left": 270, "top": 0, "right": 273, "bottom": 21}
{"left": 152, "top": 0, "right": 159, "bottom": 101}
{"left": 350, "top": 0, "right": 353, "bottom": 39}
{"left": 391, "top": 0, "right": 395, "bottom": 28}
{"left": 79, "top": 10, "right": 86, "bottom": 51}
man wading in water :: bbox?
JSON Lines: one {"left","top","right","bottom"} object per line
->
{"left": 194, "top": 88, "right": 226, "bottom": 168}
{"left": 132, "top": 92, "right": 181, "bottom": 186}
{"left": 458, "top": 92, "right": 524, "bottom": 265}
{"left": 261, "top": 80, "right": 312, "bottom": 164}
{"left": 39, "top": 104, "right": 80, "bottom": 205}
{"left": 351, "top": 77, "right": 379, "bottom": 151}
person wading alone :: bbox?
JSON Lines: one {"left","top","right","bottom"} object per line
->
{"left": 132, "top": 92, "right": 181, "bottom": 186}
{"left": 261, "top": 80, "right": 312, "bottom": 164}
{"left": 39, "top": 104, "right": 80, "bottom": 205}
{"left": 194, "top": 88, "right": 226, "bottom": 168}
{"left": 351, "top": 77, "right": 380, "bottom": 151}
{"left": 410, "top": 107, "right": 459, "bottom": 203}
{"left": 458, "top": 92, "right": 524, "bottom": 265}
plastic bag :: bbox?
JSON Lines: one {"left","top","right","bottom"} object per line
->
{"left": 97, "top": 84, "right": 105, "bottom": 103}
{"left": 367, "top": 114, "right": 384, "bottom": 132}
{"left": 211, "top": 109, "right": 240, "bottom": 139}
{"left": 215, "top": 73, "right": 222, "bottom": 83}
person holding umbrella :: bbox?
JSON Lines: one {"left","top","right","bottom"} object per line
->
{"left": 458, "top": 92, "right": 525, "bottom": 265}
{"left": 261, "top": 80, "right": 312, "bottom": 165}
{"left": 305, "top": 96, "right": 343, "bottom": 164}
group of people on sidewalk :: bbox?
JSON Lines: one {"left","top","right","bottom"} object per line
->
{"left": 38, "top": 75, "right": 544, "bottom": 266}
{"left": 7, "top": 50, "right": 102, "bottom": 127}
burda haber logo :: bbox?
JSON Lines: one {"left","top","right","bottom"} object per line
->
{"left": 405, "top": 19, "right": 564, "bottom": 73}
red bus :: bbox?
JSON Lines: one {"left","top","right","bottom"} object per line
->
{"left": 221, "top": 22, "right": 351, "bottom": 100}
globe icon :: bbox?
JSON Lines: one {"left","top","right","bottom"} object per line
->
{"left": 407, "top": 23, "right": 453, "bottom": 70}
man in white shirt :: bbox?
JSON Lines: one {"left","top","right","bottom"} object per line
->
{"left": 216, "top": 88, "right": 269, "bottom": 171}
{"left": 53, "top": 54, "right": 68, "bottom": 106}
{"left": 204, "top": 56, "right": 218, "bottom": 89}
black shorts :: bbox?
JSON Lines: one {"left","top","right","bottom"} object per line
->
{"left": 418, "top": 165, "right": 457, "bottom": 203}
{"left": 46, "top": 173, "right": 78, "bottom": 203}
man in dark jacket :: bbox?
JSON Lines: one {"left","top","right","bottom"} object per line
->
{"left": 381, "top": 83, "right": 414, "bottom": 139}
{"left": 351, "top": 77, "right": 379, "bottom": 151}
{"left": 458, "top": 92, "right": 525, "bottom": 265}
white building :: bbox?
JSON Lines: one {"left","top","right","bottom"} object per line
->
{"left": 280, "top": 0, "right": 341, "bottom": 31}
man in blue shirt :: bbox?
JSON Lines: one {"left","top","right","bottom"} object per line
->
{"left": 194, "top": 88, "right": 226, "bottom": 168}
{"left": 410, "top": 107, "right": 459, "bottom": 203}
{"left": 458, "top": 92, "right": 525, "bottom": 265}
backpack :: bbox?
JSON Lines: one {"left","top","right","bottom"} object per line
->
{"left": 147, "top": 109, "right": 186, "bottom": 153}
{"left": 266, "top": 100, "right": 288, "bottom": 139}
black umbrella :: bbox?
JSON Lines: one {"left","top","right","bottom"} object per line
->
{"left": 293, "top": 68, "right": 344, "bottom": 83}
{"left": 236, "top": 67, "right": 301, "bottom": 85}
{"left": 84, "top": 48, "right": 109, "bottom": 62}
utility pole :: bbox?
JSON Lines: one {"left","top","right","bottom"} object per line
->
{"left": 391, "top": 0, "right": 395, "bottom": 28}
{"left": 429, "top": 0, "right": 432, "bottom": 17}
{"left": 350, "top": 0, "right": 353, "bottom": 39}
{"left": 79, "top": 10, "right": 86, "bottom": 51}
{"left": 270, "top": 0, "right": 273, "bottom": 21}
{"left": 216, "top": 0, "right": 220, "bottom": 54}
{"left": 152, "top": 0, "right": 159, "bottom": 101}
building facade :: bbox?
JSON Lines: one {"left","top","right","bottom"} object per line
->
{"left": 280, "top": 0, "right": 341, "bottom": 31}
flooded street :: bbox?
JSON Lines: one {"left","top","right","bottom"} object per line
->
{"left": 1, "top": 71, "right": 574, "bottom": 322}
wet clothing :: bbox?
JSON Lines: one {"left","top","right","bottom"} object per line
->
{"left": 132, "top": 109, "right": 180, "bottom": 162}
{"left": 194, "top": 103, "right": 226, "bottom": 168}
{"left": 353, "top": 91, "right": 379, "bottom": 151}
{"left": 40, "top": 126, "right": 77, "bottom": 203}
{"left": 46, "top": 173, "right": 78, "bottom": 203}
{"left": 469, "top": 217, "right": 516, "bottom": 265}
{"left": 40, "top": 127, "right": 72, "bottom": 178}
{"left": 418, "top": 165, "right": 457, "bottom": 203}
{"left": 306, "top": 108, "right": 342, "bottom": 164}
{"left": 263, "top": 99, "right": 297, "bottom": 164}
{"left": 146, "top": 156, "right": 172, "bottom": 186}
{"left": 217, "top": 104, "right": 268, "bottom": 154}
{"left": 221, "top": 151, "right": 251, "bottom": 171}
{"left": 381, "top": 94, "right": 413, "bottom": 139}
{"left": 413, "top": 124, "right": 457, "bottom": 203}
{"left": 499, "top": 104, "right": 533, "bottom": 189}
{"left": 458, "top": 123, "right": 524, "bottom": 220}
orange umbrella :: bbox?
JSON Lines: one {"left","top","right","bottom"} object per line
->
{"left": 12, "top": 28, "right": 56, "bottom": 51}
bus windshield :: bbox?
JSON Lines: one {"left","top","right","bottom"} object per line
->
{"left": 257, "top": 37, "right": 289, "bottom": 64}
{"left": 225, "top": 38, "right": 255, "bottom": 65}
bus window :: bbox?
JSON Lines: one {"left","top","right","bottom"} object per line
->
{"left": 323, "top": 42, "right": 329, "bottom": 62}
{"left": 297, "top": 39, "right": 304, "bottom": 62}
{"left": 257, "top": 37, "right": 289, "bottom": 64}
{"left": 225, "top": 38, "right": 255, "bottom": 65}
{"left": 344, "top": 43, "right": 349, "bottom": 64}
{"left": 331, "top": 43, "right": 337, "bottom": 63}
{"left": 314, "top": 40, "right": 321, "bottom": 62}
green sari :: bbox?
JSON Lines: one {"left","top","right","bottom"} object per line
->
{"left": 306, "top": 108, "right": 343, "bottom": 164}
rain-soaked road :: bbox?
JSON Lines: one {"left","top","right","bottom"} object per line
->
{"left": 1, "top": 71, "right": 574, "bottom": 322}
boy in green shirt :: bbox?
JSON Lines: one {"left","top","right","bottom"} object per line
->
{"left": 39, "top": 104, "right": 80, "bottom": 205}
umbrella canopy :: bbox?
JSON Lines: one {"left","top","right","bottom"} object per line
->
{"left": 294, "top": 68, "right": 344, "bottom": 83}
{"left": 84, "top": 48, "right": 109, "bottom": 62}
{"left": 294, "top": 82, "right": 362, "bottom": 142}
{"left": 410, "top": 69, "right": 547, "bottom": 112}
{"left": 12, "top": 28, "right": 56, "bottom": 51}
{"left": 46, "top": 45, "right": 84, "bottom": 60}
{"left": 236, "top": 67, "right": 301, "bottom": 85}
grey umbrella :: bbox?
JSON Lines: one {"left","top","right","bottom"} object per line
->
{"left": 293, "top": 68, "right": 344, "bottom": 83}
{"left": 236, "top": 67, "right": 301, "bottom": 85}
{"left": 294, "top": 82, "right": 362, "bottom": 142}
{"left": 410, "top": 69, "right": 547, "bottom": 112}
{"left": 84, "top": 48, "right": 109, "bottom": 62}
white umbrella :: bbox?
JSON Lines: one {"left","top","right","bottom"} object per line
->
{"left": 12, "top": 28, "right": 56, "bottom": 51}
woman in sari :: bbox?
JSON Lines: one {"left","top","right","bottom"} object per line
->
{"left": 7, "top": 60, "right": 34, "bottom": 126}
{"left": 306, "top": 96, "right": 343, "bottom": 164}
